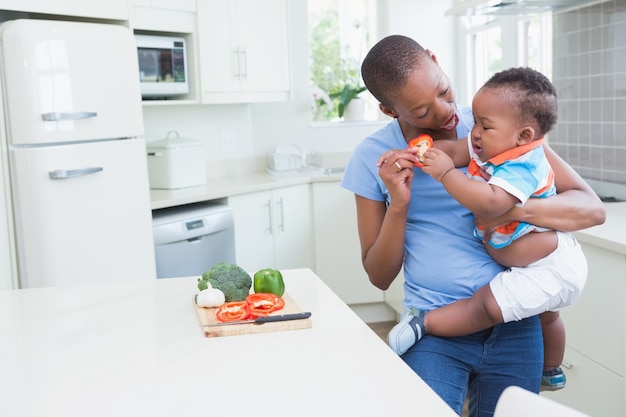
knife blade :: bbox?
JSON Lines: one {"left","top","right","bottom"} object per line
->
{"left": 202, "top": 311, "right": 312, "bottom": 327}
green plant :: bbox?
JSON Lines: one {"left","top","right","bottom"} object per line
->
{"left": 332, "top": 84, "right": 367, "bottom": 118}
{"left": 309, "top": 5, "right": 368, "bottom": 121}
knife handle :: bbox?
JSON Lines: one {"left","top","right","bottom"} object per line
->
{"left": 256, "top": 312, "right": 311, "bottom": 323}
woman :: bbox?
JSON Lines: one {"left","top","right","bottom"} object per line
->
{"left": 340, "top": 35, "right": 605, "bottom": 416}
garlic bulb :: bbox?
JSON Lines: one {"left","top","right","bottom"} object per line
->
{"left": 195, "top": 288, "right": 226, "bottom": 308}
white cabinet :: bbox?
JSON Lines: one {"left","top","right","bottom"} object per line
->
{"left": 196, "top": 0, "right": 290, "bottom": 103}
{"left": 312, "top": 181, "right": 384, "bottom": 305}
{"left": 228, "top": 184, "right": 313, "bottom": 274}
{"left": 130, "top": 0, "right": 196, "bottom": 32}
{"left": 131, "top": 0, "right": 195, "bottom": 11}
{"left": 542, "top": 240, "right": 625, "bottom": 417}
{"left": 0, "top": 0, "right": 129, "bottom": 20}
{"left": 384, "top": 268, "right": 405, "bottom": 317}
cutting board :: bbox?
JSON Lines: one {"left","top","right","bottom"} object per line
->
{"left": 194, "top": 293, "right": 312, "bottom": 338}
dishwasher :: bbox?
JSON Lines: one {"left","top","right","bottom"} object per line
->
{"left": 152, "top": 202, "right": 236, "bottom": 278}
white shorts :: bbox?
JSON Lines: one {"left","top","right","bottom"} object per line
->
{"left": 489, "top": 231, "right": 587, "bottom": 323}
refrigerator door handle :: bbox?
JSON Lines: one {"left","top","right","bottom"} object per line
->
{"left": 41, "top": 111, "right": 97, "bottom": 122}
{"left": 48, "top": 167, "right": 103, "bottom": 180}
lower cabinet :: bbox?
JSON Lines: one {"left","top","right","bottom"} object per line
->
{"left": 542, "top": 240, "right": 625, "bottom": 417}
{"left": 543, "top": 347, "right": 623, "bottom": 417}
{"left": 311, "top": 181, "right": 384, "bottom": 305}
{"left": 228, "top": 184, "right": 313, "bottom": 274}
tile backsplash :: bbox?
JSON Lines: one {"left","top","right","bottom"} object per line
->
{"left": 550, "top": 0, "right": 626, "bottom": 186}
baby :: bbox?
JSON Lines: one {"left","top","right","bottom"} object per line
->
{"left": 389, "top": 67, "right": 587, "bottom": 391}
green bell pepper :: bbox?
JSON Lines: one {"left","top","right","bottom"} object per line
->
{"left": 253, "top": 268, "right": 285, "bottom": 297}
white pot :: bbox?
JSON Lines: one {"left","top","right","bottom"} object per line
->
{"left": 146, "top": 131, "right": 207, "bottom": 189}
{"left": 343, "top": 97, "right": 366, "bottom": 122}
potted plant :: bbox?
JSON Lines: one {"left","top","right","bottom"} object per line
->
{"left": 332, "top": 84, "right": 367, "bottom": 119}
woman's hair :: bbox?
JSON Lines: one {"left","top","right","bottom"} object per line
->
{"left": 483, "top": 67, "right": 558, "bottom": 136}
{"left": 361, "top": 35, "right": 429, "bottom": 107}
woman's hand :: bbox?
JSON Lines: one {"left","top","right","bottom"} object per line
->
{"left": 475, "top": 143, "right": 607, "bottom": 241}
{"left": 474, "top": 209, "right": 517, "bottom": 244}
{"left": 376, "top": 148, "right": 420, "bottom": 207}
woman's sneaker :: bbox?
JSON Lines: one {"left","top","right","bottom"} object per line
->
{"left": 387, "top": 308, "right": 425, "bottom": 356}
{"left": 541, "top": 367, "right": 566, "bottom": 391}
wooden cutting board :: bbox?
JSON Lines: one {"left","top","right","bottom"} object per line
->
{"left": 194, "top": 293, "right": 312, "bottom": 338}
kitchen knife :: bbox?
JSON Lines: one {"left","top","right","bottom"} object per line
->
{"left": 202, "top": 312, "right": 312, "bottom": 327}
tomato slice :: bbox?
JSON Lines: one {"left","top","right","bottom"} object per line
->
{"left": 407, "top": 134, "right": 434, "bottom": 167}
{"left": 215, "top": 301, "right": 250, "bottom": 322}
{"left": 272, "top": 295, "right": 285, "bottom": 311}
{"left": 245, "top": 293, "right": 285, "bottom": 317}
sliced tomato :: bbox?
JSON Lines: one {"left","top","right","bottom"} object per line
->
{"left": 408, "top": 134, "right": 434, "bottom": 167}
{"left": 272, "top": 295, "right": 285, "bottom": 311}
{"left": 215, "top": 301, "right": 250, "bottom": 322}
{"left": 245, "top": 293, "right": 285, "bottom": 317}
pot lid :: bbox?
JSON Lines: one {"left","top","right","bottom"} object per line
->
{"left": 148, "top": 131, "right": 203, "bottom": 149}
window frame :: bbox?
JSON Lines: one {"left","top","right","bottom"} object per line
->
{"left": 456, "top": 11, "right": 553, "bottom": 106}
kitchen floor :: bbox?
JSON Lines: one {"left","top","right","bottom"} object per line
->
{"left": 368, "top": 320, "right": 469, "bottom": 417}
{"left": 367, "top": 320, "right": 396, "bottom": 341}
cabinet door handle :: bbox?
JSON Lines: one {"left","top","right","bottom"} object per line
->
{"left": 240, "top": 47, "right": 247, "bottom": 80}
{"left": 561, "top": 359, "right": 573, "bottom": 369}
{"left": 276, "top": 197, "right": 284, "bottom": 232}
{"left": 265, "top": 199, "right": 273, "bottom": 234}
{"left": 233, "top": 48, "right": 241, "bottom": 79}
{"left": 42, "top": 111, "right": 97, "bottom": 121}
{"left": 48, "top": 167, "right": 103, "bottom": 180}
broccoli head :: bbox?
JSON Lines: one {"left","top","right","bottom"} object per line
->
{"left": 197, "top": 262, "right": 252, "bottom": 302}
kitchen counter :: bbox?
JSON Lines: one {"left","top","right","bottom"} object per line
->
{"left": 573, "top": 202, "right": 626, "bottom": 254}
{"left": 152, "top": 176, "right": 626, "bottom": 254}
{"left": 0, "top": 268, "right": 456, "bottom": 417}
{"left": 150, "top": 170, "right": 344, "bottom": 210}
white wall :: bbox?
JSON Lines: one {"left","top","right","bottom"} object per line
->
{"left": 384, "top": 0, "right": 457, "bottom": 98}
{"left": 142, "top": 1, "right": 456, "bottom": 161}
{"left": 142, "top": 104, "right": 255, "bottom": 161}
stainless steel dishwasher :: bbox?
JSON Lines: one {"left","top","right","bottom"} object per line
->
{"left": 152, "top": 202, "right": 236, "bottom": 278}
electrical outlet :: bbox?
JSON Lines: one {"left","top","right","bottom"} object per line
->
{"left": 220, "top": 132, "right": 236, "bottom": 153}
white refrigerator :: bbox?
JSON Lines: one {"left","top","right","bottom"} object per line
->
{"left": 0, "top": 19, "right": 156, "bottom": 288}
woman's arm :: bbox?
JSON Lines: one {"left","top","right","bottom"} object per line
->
{"left": 358, "top": 149, "right": 417, "bottom": 290}
{"left": 355, "top": 196, "right": 405, "bottom": 290}
{"left": 475, "top": 144, "right": 606, "bottom": 234}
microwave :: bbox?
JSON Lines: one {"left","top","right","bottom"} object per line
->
{"left": 135, "top": 34, "right": 189, "bottom": 98}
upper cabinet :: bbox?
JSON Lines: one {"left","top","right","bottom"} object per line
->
{"left": 0, "top": 0, "right": 292, "bottom": 106}
{"left": 130, "top": 0, "right": 196, "bottom": 33}
{"left": 131, "top": 0, "right": 195, "bottom": 12}
{"left": 0, "top": 0, "right": 129, "bottom": 20}
{"left": 197, "top": 0, "right": 291, "bottom": 104}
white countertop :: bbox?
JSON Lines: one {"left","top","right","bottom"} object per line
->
{"left": 150, "top": 171, "right": 343, "bottom": 210}
{"left": 0, "top": 268, "right": 456, "bottom": 417}
{"left": 151, "top": 171, "right": 626, "bottom": 256}
{"left": 573, "top": 202, "right": 626, "bottom": 254}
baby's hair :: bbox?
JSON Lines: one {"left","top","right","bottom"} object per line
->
{"left": 482, "top": 67, "right": 558, "bottom": 136}
{"left": 361, "top": 35, "right": 429, "bottom": 107}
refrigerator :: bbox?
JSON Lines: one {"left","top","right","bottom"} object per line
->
{"left": 0, "top": 19, "right": 157, "bottom": 288}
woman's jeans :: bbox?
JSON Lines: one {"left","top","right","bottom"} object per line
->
{"left": 402, "top": 316, "right": 543, "bottom": 417}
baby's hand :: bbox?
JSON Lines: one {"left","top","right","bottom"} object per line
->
{"left": 421, "top": 148, "right": 456, "bottom": 182}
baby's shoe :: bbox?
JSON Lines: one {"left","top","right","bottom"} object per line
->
{"left": 541, "top": 367, "right": 566, "bottom": 391}
{"left": 387, "top": 308, "right": 425, "bottom": 356}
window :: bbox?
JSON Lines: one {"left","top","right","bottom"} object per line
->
{"left": 461, "top": 12, "right": 552, "bottom": 103}
{"left": 518, "top": 14, "right": 553, "bottom": 77}
{"left": 308, "top": 0, "right": 378, "bottom": 122}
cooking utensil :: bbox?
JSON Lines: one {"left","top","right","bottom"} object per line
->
{"left": 201, "top": 312, "right": 311, "bottom": 327}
